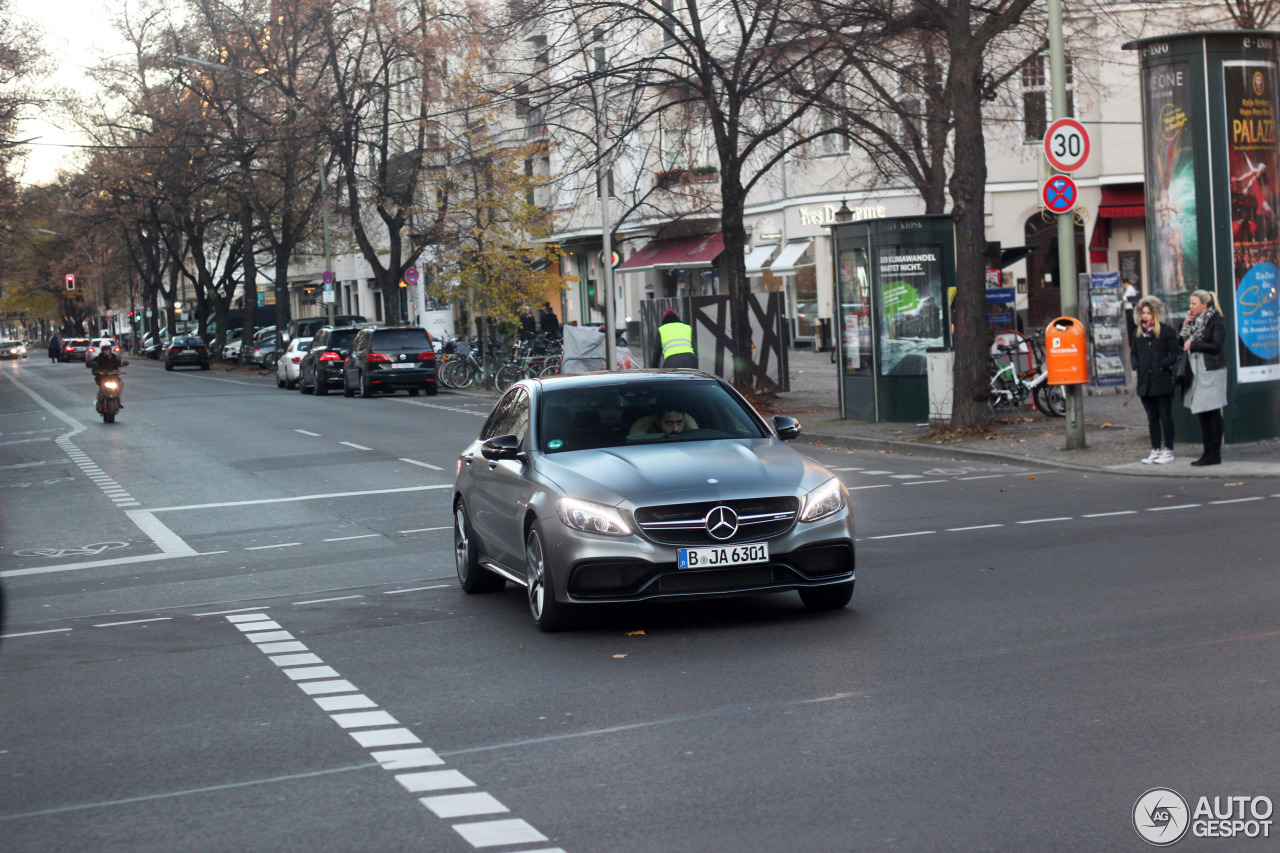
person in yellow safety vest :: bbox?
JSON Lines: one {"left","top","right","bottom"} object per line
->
{"left": 653, "top": 308, "right": 697, "bottom": 369}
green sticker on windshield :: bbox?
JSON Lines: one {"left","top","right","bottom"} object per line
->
{"left": 547, "top": 439, "right": 563, "bottom": 449}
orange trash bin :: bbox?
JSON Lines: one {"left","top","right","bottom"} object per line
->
{"left": 1045, "top": 316, "right": 1089, "bottom": 385}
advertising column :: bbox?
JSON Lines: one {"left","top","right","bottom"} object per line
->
{"left": 1142, "top": 58, "right": 1200, "bottom": 305}
{"left": 1223, "top": 60, "right": 1280, "bottom": 381}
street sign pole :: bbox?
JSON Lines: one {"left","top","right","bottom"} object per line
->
{"left": 1048, "top": 0, "right": 1085, "bottom": 449}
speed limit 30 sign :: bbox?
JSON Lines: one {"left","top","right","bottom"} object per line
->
{"left": 1043, "top": 118, "right": 1090, "bottom": 173}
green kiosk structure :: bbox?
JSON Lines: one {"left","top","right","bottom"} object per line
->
{"left": 1126, "top": 31, "right": 1280, "bottom": 442}
{"left": 830, "top": 215, "right": 955, "bottom": 422}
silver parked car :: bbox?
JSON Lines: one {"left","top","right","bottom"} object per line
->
{"left": 452, "top": 371, "right": 856, "bottom": 631}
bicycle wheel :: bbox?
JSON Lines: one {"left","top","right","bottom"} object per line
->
{"left": 538, "top": 359, "right": 561, "bottom": 377}
{"left": 443, "top": 359, "right": 475, "bottom": 389}
{"left": 437, "top": 357, "right": 458, "bottom": 389}
{"left": 495, "top": 363, "right": 524, "bottom": 392}
{"left": 1034, "top": 383, "right": 1066, "bottom": 418}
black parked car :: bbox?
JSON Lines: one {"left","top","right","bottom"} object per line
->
{"left": 59, "top": 338, "right": 91, "bottom": 362}
{"left": 164, "top": 336, "right": 211, "bottom": 370}
{"left": 342, "top": 326, "right": 438, "bottom": 397}
{"left": 298, "top": 325, "right": 365, "bottom": 396}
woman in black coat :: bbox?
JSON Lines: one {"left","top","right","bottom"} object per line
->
{"left": 1131, "top": 295, "right": 1179, "bottom": 463}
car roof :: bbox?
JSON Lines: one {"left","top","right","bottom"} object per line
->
{"left": 532, "top": 369, "right": 715, "bottom": 392}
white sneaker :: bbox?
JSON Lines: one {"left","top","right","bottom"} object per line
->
{"left": 1141, "top": 449, "right": 1160, "bottom": 464}
{"left": 1155, "top": 449, "right": 1175, "bottom": 464}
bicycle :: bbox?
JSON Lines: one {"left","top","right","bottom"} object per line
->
{"left": 982, "top": 332, "right": 1064, "bottom": 419}
{"left": 494, "top": 334, "right": 563, "bottom": 391}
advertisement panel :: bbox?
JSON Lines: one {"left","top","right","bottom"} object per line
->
{"left": 1223, "top": 60, "right": 1280, "bottom": 382}
{"left": 874, "top": 245, "right": 945, "bottom": 376}
{"left": 1143, "top": 60, "right": 1200, "bottom": 307}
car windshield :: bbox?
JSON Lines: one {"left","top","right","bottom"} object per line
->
{"left": 372, "top": 329, "right": 430, "bottom": 350}
{"left": 537, "top": 379, "right": 768, "bottom": 454}
{"left": 173, "top": 337, "right": 204, "bottom": 346}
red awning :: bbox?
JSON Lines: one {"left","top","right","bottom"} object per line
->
{"left": 1098, "top": 185, "right": 1145, "bottom": 219}
{"left": 617, "top": 234, "right": 725, "bottom": 271}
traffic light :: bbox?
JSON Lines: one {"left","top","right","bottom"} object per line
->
{"left": 65, "top": 274, "right": 75, "bottom": 291}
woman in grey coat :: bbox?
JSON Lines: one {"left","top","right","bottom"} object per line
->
{"left": 1178, "top": 289, "right": 1228, "bottom": 466}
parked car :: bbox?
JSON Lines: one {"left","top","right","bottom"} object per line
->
{"left": 244, "top": 328, "right": 279, "bottom": 366}
{"left": 297, "top": 325, "right": 366, "bottom": 396}
{"left": 275, "top": 336, "right": 313, "bottom": 389}
{"left": 214, "top": 327, "right": 245, "bottom": 360}
{"left": 0, "top": 339, "right": 26, "bottom": 359}
{"left": 164, "top": 336, "right": 211, "bottom": 370}
{"left": 342, "top": 326, "right": 438, "bottom": 397}
{"left": 59, "top": 338, "right": 91, "bottom": 362}
{"left": 84, "top": 338, "right": 121, "bottom": 367}
{"left": 451, "top": 371, "right": 856, "bottom": 630}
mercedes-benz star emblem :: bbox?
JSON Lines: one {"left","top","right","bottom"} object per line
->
{"left": 399, "top": 353, "right": 406, "bottom": 361}
{"left": 704, "top": 506, "right": 739, "bottom": 540}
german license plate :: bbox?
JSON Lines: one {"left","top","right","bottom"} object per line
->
{"left": 388, "top": 363, "right": 418, "bottom": 369}
{"left": 678, "top": 543, "right": 768, "bottom": 569}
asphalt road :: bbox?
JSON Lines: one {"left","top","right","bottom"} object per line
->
{"left": 2, "top": 356, "right": 1278, "bottom": 852}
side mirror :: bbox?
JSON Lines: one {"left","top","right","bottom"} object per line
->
{"left": 772, "top": 415, "right": 802, "bottom": 441}
{"left": 481, "top": 434, "right": 525, "bottom": 462}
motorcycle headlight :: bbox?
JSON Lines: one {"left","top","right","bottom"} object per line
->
{"left": 557, "top": 498, "right": 631, "bottom": 536}
{"left": 103, "top": 380, "right": 119, "bottom": 390}
{"left": 799, "top": 478, "right": 845, "bottom": 522}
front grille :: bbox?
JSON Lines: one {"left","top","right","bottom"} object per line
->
{"left": 657, "top": 565, "right": 780, "bottom": 593}
{"left": 634, "top": 497, "right": 798, "bottom": 546}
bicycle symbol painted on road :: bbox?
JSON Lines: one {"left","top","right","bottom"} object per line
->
{"left": 14, "top": 541, "right": 130, "bottom": 558}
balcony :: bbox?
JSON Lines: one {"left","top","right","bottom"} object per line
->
{"left": 655, "top": 165, "right": 717, "bottom": 189}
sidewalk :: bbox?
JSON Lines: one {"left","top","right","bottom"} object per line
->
{"left": 769, "top": 348, "right": 1280, "bottom": 479}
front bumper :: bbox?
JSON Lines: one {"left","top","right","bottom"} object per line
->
{"left": 541, "top": 508, "right": 856, "bottom": 604}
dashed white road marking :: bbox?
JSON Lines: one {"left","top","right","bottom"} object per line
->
{"left": 225, "top": 613, "right": 558, "bottom": 850}
{"left": 245, "top": 543, "right": 302, "bottom": 551}
{"left": 294, "top": 595, "right": 364, "bottom": 605}
{"left": 889, "top": 474, "right": 924, "bottom": 479}
{"left": 195, "top": 606, "right": 270, "bottom": 617}
{"left": 93, "top": 617, "right": 172, "bottom": 627}
{"left": 384, "top": 584, "right": 451, "bottom": 594}
{"left": 847, "top": 484, "right": 892, "bottom": 491}
{"left": 1083, "top": 511, "right": 1138, "bottom": 518}
{"left": 399, "top": 526, "right": 450, "bottom": 534}
{"left": 1016, "top": 517, "right": 1073, "bottom": 524}
{"left": 859, "top": 470, "right": 893, "bottom": 475}
{"left": 1148, "top": 504, "right": 1201, "bottom": 511}
{"left": 869, "top": 531, "right": 936, "bottom": 539}
{"left": 400, "top": 457, "right": 446, "bottom": 471}
{"left": 1210, "top": 497, "right": 1264, "bottom": 504}
{"left": 1, "top": 627, "right": 72, "bottom": 638}
{"left": 323, "top": 534, "right": 380, "bottom": 542}
{"left": 903, "top": 479, "right": 947, "bottom": 485}
{"left": 295, "top": 429, "right": 322, "bottom": 436}
{"left": 947, "top": 524, "right": 1004, "bottom": 532}
{"left": 339, "top": 441, "right": 372, "bottom": 451}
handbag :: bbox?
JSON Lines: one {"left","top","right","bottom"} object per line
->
{"left": 1173, "top": 350, "right": 1193, "bottom": 390}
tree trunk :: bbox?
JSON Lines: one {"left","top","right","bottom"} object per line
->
{"left": 239, "top": 168, "right": 258, "bottom": 364}
{"left": 947, "top": 48, "right": 991, "bottom": 429}
{"left": 719, "top": 169, "right": 753, "bottom": 391}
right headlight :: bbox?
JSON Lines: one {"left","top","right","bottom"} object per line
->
{"left": 799, "top": 478, "right": 845, "bottom": 522}
{"left": 557, "top": 498, "right": 631, "bottom": 536}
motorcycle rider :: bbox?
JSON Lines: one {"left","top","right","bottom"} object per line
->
{"left": 90, "top": 345, "right": 123, "bottom": 410}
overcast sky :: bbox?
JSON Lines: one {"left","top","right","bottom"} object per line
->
{"left": 13, "top": 0, "right": 131, "bottom": 184}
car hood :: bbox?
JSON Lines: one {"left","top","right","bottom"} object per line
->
{"left": 535, "top": 439, "right": 830, "bottom": 505}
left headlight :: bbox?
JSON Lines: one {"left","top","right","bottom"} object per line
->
{"left": 799, "top": 477, "right": 845, "bottom": 522}
{"left": 558, "top": 497, "right": 631, "bottom": 536}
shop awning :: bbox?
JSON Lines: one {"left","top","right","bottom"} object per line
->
{"left": 1098, "top": 185, "right": 1145, "bottom": 219}
{"left": 617, "top": 233, "right": 725, "bottom": 271}
{"left": 770, "top": 241, "right": 813, "bottom": 274}
{"left": 744, "top": 243, "right": 777, "bottom": 274}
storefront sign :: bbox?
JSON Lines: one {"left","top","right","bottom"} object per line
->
{"left": 799, "top": 203, "right": 886, "bottom": 226}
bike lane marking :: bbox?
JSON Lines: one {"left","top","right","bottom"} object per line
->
{"left": 223, "top": 612, "right": 564, "bottom": 851}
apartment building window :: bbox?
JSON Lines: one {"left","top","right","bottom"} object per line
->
{"left": 593, "top": 27, "right": 606, "bottom": 72}
{"left": 898, "top": 65, "right": 924, "bottom": 146}
{"left": 1022, "top": 54, "right": 1073, "bottom": 143}
{"left": 662, "top": 0, "right": 680, "bottom": 47}
{"left": 373, "top": 289, "right": 384, "bottom": 323}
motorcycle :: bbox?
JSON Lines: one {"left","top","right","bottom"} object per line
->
{"left": 96, "top": 372, "right": 123, "bottom": 423}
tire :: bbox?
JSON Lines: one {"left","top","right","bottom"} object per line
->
{"left": 359, "top": 371, "right": 373, "bottom": 398}
{"left": 525, "top": 526, "right": 572, "bottom": 632}
{"left": 799, "top": 581, "right": 854, "bottom": 611}
{"left": 277, "top": 374, "right": 286, "bottom": 389}
{"left": 408, "top": 387, "right": 420, "bottom": 396}
{"left": 165, "top": 362, "right": 173, "bottom": 371}
{"left": 300, "top": 371, "right": 313, "bottom": 394}
{"left": 200, "top": 363, "right": 210, "bottom": 370}
{"left": 425, "top": 382, "right": 438, "bottom": 397}
{"left": 286, "top": 378, "right": 297, "bottom": 389}
{"left": 315, "top": 373, "right": 330, "bottom": 396}
{"left": 1034, "top": 383, "right": 1066, "bottom": 418}
{"left": 439, "top": 359, "right": 465, "bottom": 388}
{"left": 454, "top": 501, "right": 504, "bottom": 593}
{"left": 495, "top": 364, "right": 523, "bottom": 392}
{"left": 263, "top": 351, "right": 280, "bottom": 371}
{"left": 436, "top": 359, "right": 457, "bottom": 389}
{"left": 103, "top": 412, "right": 116, "bottom": 424}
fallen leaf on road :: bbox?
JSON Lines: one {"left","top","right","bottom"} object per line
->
{"left": 1163, "top": 495, "right": 1175, "bottom": 498}
{"left": 1225, "top": 482, "right": 1243, "bottom": 487}
{"left": 878, "top": 450, "right": 889, "bottom": 454}
{"left": 626, "top": 630, "right": 646, "bottom": 636}
{"left": 612, "top": 654, "right": 627, "bottom": 659}
{"left": 1028, "top": 475, "right": 1037, "bottom": 479}
{"left": 985, "top": 435, "right": 997, "bottom": 440}
{"left": 1018, "top": 439, "right": 1026, "bottom": 443}
{"left": 1100, "top": 421, "right": 1114, "bottom": 429}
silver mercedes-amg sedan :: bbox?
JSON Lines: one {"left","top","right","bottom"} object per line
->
{"left": 452, "top": 370, "right": 856, "bottom": 631}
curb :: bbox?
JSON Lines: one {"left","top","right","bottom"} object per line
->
{"left": 792, "top": 430, "right": 1280, "bottom": 479}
